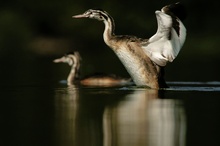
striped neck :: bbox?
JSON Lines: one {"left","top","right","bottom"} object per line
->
{"left": 101, "top": 12, "right": 116, "bottom": 46}
{"left": 67, "top": 55, "right": 80, "bottom": 85}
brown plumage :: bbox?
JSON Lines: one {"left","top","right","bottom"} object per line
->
{"left": 53, "top": 52, "right": 132, "bottom": 87}
{"left": 72, "top": 3, "right": 186, "bottom": 88}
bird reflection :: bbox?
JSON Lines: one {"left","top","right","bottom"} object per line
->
{"left": 103, "top": 90, "right": 186, "bottom": 146}
{"left": 53, "top": 85, "right": 79, "bottom": 146}
{"left": 147, "top": 99, "right": 186, "bottom": 146}
{"left": 53, "top": 87, "right": 186, "bottom": 146}
{"left": 53, "top": 86, "right": 129, "bottom": 146}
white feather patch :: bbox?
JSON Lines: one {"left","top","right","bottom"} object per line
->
{"left": 142, "top": 10, "right": 186, "bottom": 66}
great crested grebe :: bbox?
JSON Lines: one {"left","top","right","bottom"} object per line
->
{"left": 53, "top": 51, "right": 132, "bottom": 86}
{"left": 72, "top": 3, "right": 186, "bottom": 89}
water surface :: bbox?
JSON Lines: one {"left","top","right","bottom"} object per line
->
{"left": 1, "top": 82, "right": 220, "bottom": 146}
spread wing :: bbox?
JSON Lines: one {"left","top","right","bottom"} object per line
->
{"left": 142, "top": 4, "right": 187, "bottom": 66}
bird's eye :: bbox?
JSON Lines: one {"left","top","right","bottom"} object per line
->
{"left": 85, "top": 11, "right": 91, "bottom": 15}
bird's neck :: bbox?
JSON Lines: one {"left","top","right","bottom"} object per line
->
{"left": 103, "top": 17, "right": 115, "bottom": 46}
{"left": 67, "top": 64, "right": 80, "bottom": 85}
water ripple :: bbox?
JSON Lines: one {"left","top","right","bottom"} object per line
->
{"left": 166, "top": 81, "right": 220, "bottom": 91}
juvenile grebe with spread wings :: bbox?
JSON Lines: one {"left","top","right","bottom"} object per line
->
{"left": 72, "top": 3, "right": 186, "bottom": 88}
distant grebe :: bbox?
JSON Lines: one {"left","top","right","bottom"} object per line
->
{"left": 53, "top": 51, "right": 132, "bottom": 86}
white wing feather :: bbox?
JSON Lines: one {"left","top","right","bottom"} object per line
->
{"left": 142, "top": 10, "right": 186, "bottom": 66}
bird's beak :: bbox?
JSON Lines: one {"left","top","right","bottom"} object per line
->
{"left": 72, "top": 13, "right": 89, "bottom": 18}
{"left": 53, "top": 58, "right": 64, "bottom": 63}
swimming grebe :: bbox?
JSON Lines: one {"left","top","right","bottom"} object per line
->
{"left": 53, "top": 51, "right": 132, "bottom": 86}
{"left": 72, "top": 3, "right": 186, "bottom": 89}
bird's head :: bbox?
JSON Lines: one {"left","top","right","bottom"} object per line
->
{"left": 53, "top": 52, "right": 81, "bottom": 66}
{"left": 72, "top": 9, "right": 110, "bottom": 21}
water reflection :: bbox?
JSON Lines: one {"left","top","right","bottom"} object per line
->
{"left": 54, "top": 85, "right": 79, "bottom": 146}
{"left": 147, "top": 99, "right": 186, "bottom": 146}
{"left": 54, "top": 87, "right": 186, "bottom": 146}
{"left": 103, "top": 89, "right": 186, "bottom": 146}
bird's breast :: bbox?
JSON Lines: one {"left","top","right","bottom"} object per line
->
{"left": 114, "top": 44, "right": 159, "bottom": 88}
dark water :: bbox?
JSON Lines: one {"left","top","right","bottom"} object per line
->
{"left": 1, "top": 82, "right": 220, "bottom": 146}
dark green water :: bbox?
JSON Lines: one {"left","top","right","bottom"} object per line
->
{"left": 1, "top": 82, "right": 220, "bottom": 146}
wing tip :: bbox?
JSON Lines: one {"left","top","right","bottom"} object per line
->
{"left": 162, "top": 2, "right": 187, "bottom": 21}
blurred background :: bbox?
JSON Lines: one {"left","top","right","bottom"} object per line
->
{"left": 0, "top": 0, "right": 220, "bottom": 85}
